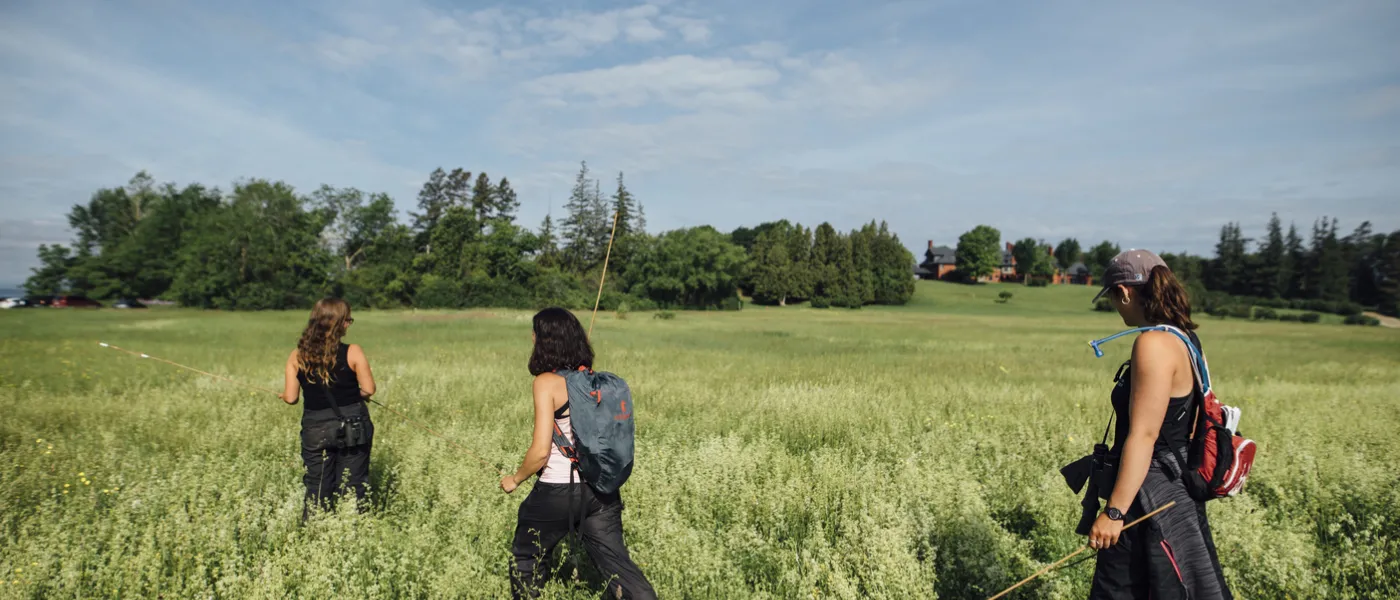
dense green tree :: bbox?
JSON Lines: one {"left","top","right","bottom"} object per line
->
{"left": 611, "top": 172, "right": 636, "bottom": 239}
{"left": 628, "top": 226, "right": 746, "bottom": 308}
{"left": 1011, "top": 238, "right": 1042, "bottom": 279}
{"left": 1254, "top": 213, "right": 1287, "bottom": 298}
{"left": 1086, "top": 241, "right": 1121, "bottom": 280}
{"left": 870, "top": 222, "right": 915, "bottom": 305}
{"left": 469, "top": 173, "right": 495, "bottom": 233}
{"left": 1207, "top": 223, "right": 1249, "bottom": 295}
{"left": 849, "top": 223, "right": 876, "bottom": 305}
{"left": 750, "top": 230, "right": 796, "bottom": 305}
{"left": 24, "top": 244, "right": 76, "bottom": 296}
{"left": 955, "top": 225, "right": 1002, "bottom": 281}
{"left": 1053, "top": 238, "right": 1082, "bottom": 270}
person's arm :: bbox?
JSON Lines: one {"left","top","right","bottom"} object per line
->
{"left": 1090, "top": 331, "right": 1176, "bottom": 549}
{"left": 501, "top": 374, "right": 560, "bottom": 493}
{"left": 280, "top": 350, "right": 300, "bottom": 405}
{"left": 346, "top": 344, "right": 376, "bottom": 398}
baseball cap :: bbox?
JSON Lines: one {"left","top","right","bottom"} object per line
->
{"left": 1092, "top": 249, "right": 1168, "bottom": 302}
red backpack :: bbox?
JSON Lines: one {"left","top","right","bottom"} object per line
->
{"left": 1090, "top": 325, "right": 1257, "bottom": 500}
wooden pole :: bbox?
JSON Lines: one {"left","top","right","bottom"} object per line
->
{"left": 589, "top": 211, "right": 620, "bottom": 338}
{"left": 986, "top": 501, "right": 1178, "bottom": 600}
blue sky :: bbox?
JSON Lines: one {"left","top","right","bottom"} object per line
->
{"left": 2, "top": 0, "right": 1399, "bottom": 285}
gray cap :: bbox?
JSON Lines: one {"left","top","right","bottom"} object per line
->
{"left": 1092, "top": 249, "right": 1168, "bottom": 302}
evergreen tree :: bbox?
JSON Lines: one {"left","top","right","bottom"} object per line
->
{"left": 870, "top": 222, "right": 916, "bottom": 305}
{"left": 635, "top": 198, "right": 647, "bottom": 233}
{"left": 1207, "top": 222, "right": 1249, "bottom": 295}
{"left": 751, "top": 230, "right": 794, "bottom": 305}
{"left": 810, "top": 223, "right": 842, "bottom": 304}
{"left": 1285, "top": 222, "right": 1305, "bottom": 297}
{"left": 411, "top": 168, "right": 449, "bottom": 238}
{"left": 1255, "top": 213, "right": 1286, "bottom": 298}
{"left": 537, "top": 212, "right": 559, "bottom": 269}
{"left": 786, "top": 224, "right": 814, "bottom": 301}
{"left": 850, "top": 223, "right": 876, "bottom": 305}
{"left": 611, "top": 172, "right": 636, "bottom": 239}
{"left": 469, "top": 172, "right": 494, "bottom": 233}
{"left": 561, "top": 161, "right": 602, "bottom": 271}
{"left": 491, "top": 177, "right": 520, "bottom": 224}
{"left": 1308, "top": 217, "right": 1348, "bottom": 301}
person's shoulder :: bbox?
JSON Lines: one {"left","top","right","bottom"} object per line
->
{"left": 1132, "top": 330, "right": 1185, "bottom": 359}
{"left": 533, "top": 371, "right": 565, "bottom": 384}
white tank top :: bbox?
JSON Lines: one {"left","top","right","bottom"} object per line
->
{"left": 538, "top": 410, "right": 576, "bottom": 484}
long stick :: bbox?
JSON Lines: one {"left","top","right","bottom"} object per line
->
{"left": 589, "top": 211, "right": 620, "bottom": 338}
{"left": 97, "top": 342, "right": 502, "bottom": 474}
{"left": 986, "top": 501, "right": 1178, "bottom": 600}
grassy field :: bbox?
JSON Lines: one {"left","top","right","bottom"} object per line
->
{"left": 1, "top": 281, "right": 1397, "bottom": 599}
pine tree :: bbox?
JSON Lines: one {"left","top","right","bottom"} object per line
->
{"left": 751, "top": 231, "right": 794, "bottom": 305}
{"left": 1285, "top": 223, "right": 1305, "bottom": 298}
{"left": 787, "top": 224, "right": 813, "bottom": 300}
{"left": 561, "top": 161, "right": 601, "bottom": 272}
{"left": 611, "top": 172, "right": 636, "bottom": 239}
{"left": 470, "top": 172, "right": 493, "bottom": 234}
{"left": 1208, "top": 223, "right": 1249, "bottom": 294}
{"left": 850, "top": 223, "right": 876, "bottom": 305}
{"left": 590, "top": 179, "right": 612, "bottom": 261}
{"left": 538, "top": 212, "right": 559, "bottom": 268}
{"left": 1256, "top": 213, "right": 1286, "bottom": 298}
{"left": 411, "top": 168, "right": 451, "bottom": 251}
{"left": 491, "top": 177, "right": 520, "bottom": 224}
{"left": 871, "top": 221, "right": 915, "bottom": 305}
{"left": 635, "top": 198, "right": 647, "bottom": 233}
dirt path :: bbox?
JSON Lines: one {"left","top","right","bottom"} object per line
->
{"left": 1364, "top": 311, "right": 1400, "bottom": 328}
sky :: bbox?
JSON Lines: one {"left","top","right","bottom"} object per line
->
{"left": 2, "top": 0, "right": 1399, "bottom": 286}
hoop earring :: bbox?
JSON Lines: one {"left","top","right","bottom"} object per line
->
{"left": 1120, "top": 294, "right": 1131, "bottom": 305}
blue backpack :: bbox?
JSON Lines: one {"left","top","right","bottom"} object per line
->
{"left": 552, "top": 367, "right": 635, "bottom": 494}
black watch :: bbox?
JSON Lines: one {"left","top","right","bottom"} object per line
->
{"left": 1104, "top": 507, "right": 1125, "bottom": 521}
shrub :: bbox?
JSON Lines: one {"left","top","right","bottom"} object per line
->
{"left": 1026, "top": 278, "right": 1049, "bottom": 287}
{"left": 1300, "top": 312, "right": 1322, "bottom": 323}
{"left": 1253, "top": 308, "right": 1279, "bottom": 321}
{"left": 413, "top": 275, "right": 463, "bottom": 309}
{"left": 1094, "top": 299, "right": 1115, "bottom": 312}
{"left": 615, "top": 302, "right": 630, "bottom": 320}
{"left": 1343, "top": 314, "right": 1380, "bottom": 326}
{"left": 810, "top": 297, "right": 831, "bottom": 309}
{"left": 1279, "top": 314, "right": 1301, "bottom": 322}
{"left": 720, "top": 296, "right": 743, "bottom": 312}
{"left": 653, "top": 310, "right": 676, "bottom": 320}
{"left": 1338, "top": 301, "right": 1365, "bottom": 317}
{"left": 996, "top": 291, "right": 1013, "bottom": 304}
{"left": 1227, "top": 305, "right": 1253, "bottom": 319}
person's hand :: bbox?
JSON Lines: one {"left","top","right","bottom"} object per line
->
{"left": 1088, "top": 512, "right": 1125, "bottom": 550}
{"left": 500, "top": 475, "right": 519, "bottom": 494}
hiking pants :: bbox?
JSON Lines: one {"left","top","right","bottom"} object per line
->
{"left": 300, "top": 407, "right": 372, "bottom": 518}
{"left": 510, "top": 482, "right": 656, "bottom": 600}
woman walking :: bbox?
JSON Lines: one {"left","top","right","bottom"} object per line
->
{"left": 281, "top": 298, "right": 376, "bottom": 519}
{"left": 1086, "top": 250, "right": 1232, "bottom": 599}
{"left": 500, "top": 307, "right": 656, "bottom": 600}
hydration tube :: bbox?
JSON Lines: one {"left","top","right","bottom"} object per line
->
{"left": 1088, "top": 325, "right": 1211, "bottom": 392}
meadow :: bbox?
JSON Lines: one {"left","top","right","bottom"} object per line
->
{"left": 1, "top": 281, "right": 1397, "bottom": 599}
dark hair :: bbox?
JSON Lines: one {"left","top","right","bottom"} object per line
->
{"left": 529, "top": 307, "right": 594, "bottom": 376}
{"left": 1137, "top": 265, "right": 1197, "bottom": 331}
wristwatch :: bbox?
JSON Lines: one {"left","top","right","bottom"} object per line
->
{"left": 1104, "top": 507, "right": 1125, "bottom": 521}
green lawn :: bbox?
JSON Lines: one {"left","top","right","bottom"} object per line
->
{"left": 1, "top": 281, "right": 1397, "bottom": 599}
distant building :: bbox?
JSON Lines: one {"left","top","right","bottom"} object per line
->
{"left": 916, "top": 240, "right": 1094, "bottom": 286}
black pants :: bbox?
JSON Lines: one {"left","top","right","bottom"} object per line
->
{"left": 300, "top": 409, "right": 373, "bottom": 518}
{"left": 510, "top": 482, "right": 656, "bottom": 600}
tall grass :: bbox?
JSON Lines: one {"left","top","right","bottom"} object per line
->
{"left": 1, "top": 282, "right": 1397, "bottom": 598}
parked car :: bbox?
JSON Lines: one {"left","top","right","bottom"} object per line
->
{"left": 112, "top": 298, "right": 147, "bottom": 309}
{"left": 0, "top": 297, "right": 31, "bottom": 309}
{"left": 53, "top": 295, "right": 102, "bottom": 308}
{"left": 24, "top": 296, "right": 56, "bottom": 307}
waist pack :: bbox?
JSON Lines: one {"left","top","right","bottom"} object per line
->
{"left": 551, "top": 366, "right": 635, "bottom": 495}
{"left": 302, "top": 384, "right": 372, "bottom": 451}
{"left": 1088, "top": 325, "right": 1257, "bottom": 501}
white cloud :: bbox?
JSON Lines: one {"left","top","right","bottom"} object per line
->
{"left": 662, "top": 16, "right": 711, "bottom": 43}
{"left": 522, "top": 55, "right": 781, "bottom": 110}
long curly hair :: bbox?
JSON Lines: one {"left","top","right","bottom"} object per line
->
{"left": 297, "top": 298, "right": 352, "bottom": 383}
{"left": 528, "top": 307, "right": 594, "bottom": 376}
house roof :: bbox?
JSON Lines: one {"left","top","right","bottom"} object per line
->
{"left": 923, "top": 245, "right": 957, "bottom": 265}
{"left": 1066, "top": 262, "right": 1090, "bottom": 275}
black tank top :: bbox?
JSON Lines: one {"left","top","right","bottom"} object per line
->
{"left": 298, "top": 343, "right": 364, "bottom": 411}
{"left": 1108, "top": 330, "right": 1201, "bottom": 459}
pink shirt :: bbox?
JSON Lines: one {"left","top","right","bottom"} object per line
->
{"left": 538, "top": 412, "right": 575, "bottom": 484}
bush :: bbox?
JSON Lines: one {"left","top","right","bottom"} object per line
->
{"left": 1343, "top": 314, "right": 1380, "bottom": 326}
{"left": 1094, "top": 299, "right": 1115, "bottom": 312}
{"left": 996, "top": 291, "right": 1013, "bottom": 304}
{"left": 1338, "top": 301, "right": 1365, "bottom": 317}
{"left": 720, "top": 295, "right": 743, "bottom": 312}
{"left": 1279, "top": 314, "right": 1301, "bottom": 322}
{"left": 615, "top": 302, "right": 630, "bottom": 320}
{"left": 1026, "top": 278, "right": 1049, "bottom": 287}
{"left": 1300, "top": 312, "right": 1322, "bottom": 323}
{"left": 1227, "top": 305, "right": 1253, "bottom": 320}
{"left": 413, "top": 275, "right": 463, "bottom": 309}
{"left": 810, "top": 297, "right": 831, "bottom": 309}
{"left": 1253, "top": 308, "right": 1279, "bottom": 320}
{"left": 653, "top": 310, "right": 675, "bottom": 320}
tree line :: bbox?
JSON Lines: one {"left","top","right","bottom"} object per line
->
{"left": 25, "top": 166, "right": 918, "bottom": 311}
{"left": 944, "top": 215, "right": 1399, "bottom": 317}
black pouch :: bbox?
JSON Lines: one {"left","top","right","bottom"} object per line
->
{"left": 302, "top": 384, "right": 372, "bottom": 451}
